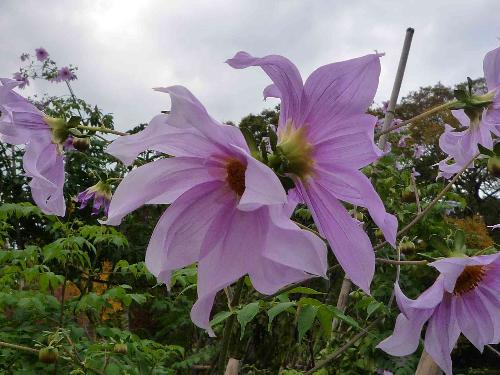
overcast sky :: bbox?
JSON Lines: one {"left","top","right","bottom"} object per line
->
{"left": 1, "top": 0, "right": 499, "bottom": 131}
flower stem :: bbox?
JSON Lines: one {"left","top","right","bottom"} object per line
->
{"left": 0, "top": 340, "right": 39, "bottom": 354}
{"left": 217, "top": 278, "right": 245, "bottom": 375}
{"left": 65, "top": 81, "right": 84, "bottom": 119}
{"left": 377, "top": 100, "right": 459, "bottom": 137}
{"left": 375, "top": 258, "right": 427, "bottom": 265}
{"left": 77, "top": 125, "right": 128, "bottom": 136}
{"left": 410, "top": 172, "right": 422, "bottom": 213}
{"left": 293, "top": 221, "right": 323, "bottom": 239}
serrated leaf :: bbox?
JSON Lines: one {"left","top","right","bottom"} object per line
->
{"left": 454, "top": 89, "right": 468, "bottom": 102}
{"left": 267, "top": 302, "right": 296, "bottom": 331}
{"left": 297, "top": 305, "right": 318, "bottom": 342}
{"left": 67, "top": 116, "right": 82, "bottom": 128}
{"left": 237, "top": 302, "right": 260, "bottom": 339}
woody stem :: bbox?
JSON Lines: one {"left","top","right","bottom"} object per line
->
{"left": 377, "top": 100, "right": 459, "bottom": 137}
{"left": 217, "top": 278, "right": 245, "bottom": 375}
{"left": 77, "top": 125, "right": 128, "bottom": 136}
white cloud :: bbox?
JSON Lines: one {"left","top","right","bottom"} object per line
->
{"left": 1, "top": 0, "right": 499, "bottom": 131}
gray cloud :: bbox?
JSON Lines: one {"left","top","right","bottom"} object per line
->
{"left": 1, "top": 0, "right": 499, "bottom": 131}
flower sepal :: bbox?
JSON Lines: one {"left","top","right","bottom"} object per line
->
{"left": 44, "top": 116, "right": 71, "bottom": 145}
{"left": 450, "top": 77, "right": 495, "bottom": 112}
{"left": 487, "top": 155, "right": 500, "bottom": 177}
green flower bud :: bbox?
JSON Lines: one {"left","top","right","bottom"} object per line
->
{"left": 487, "top": 155, "right": 500, "bottom": 177}
{"left": 38, "top": 347, "right": 58, "bottom": 363}
{"left": 398, "top": 240, "right": 416, "bottom": 253}
{"left": 113, "top": 343, "right": 128, "bottom": 354}
{"left": 72, "top": 136, "right": 90, "bottom": 152}
{"left": 401, "top": 187, "right": 416, "bottom": 202}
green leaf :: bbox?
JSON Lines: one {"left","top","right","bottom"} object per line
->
{"left": 105, "top": 362, "right": 121, "bottom": 375}
{"left": 241, "top": 128, "right": 259, "bottom": 158}
{"left": 366, "top": 301, "right": 383, "bottom": 318}
{"left": 297, "top": 297, "right": 323, "bottom": 307}
{"left": 316, "top": 306, "right": 333, "bottom": 338}
{"left": 39, "top": 273, "right": 49, "bottom": 292}
{"left": 287, "top": 287, "right": 325, "bottom": 295}
{"left": 67, "top": 116, "right": 82, "bottom": 128}
{"left": 325, "top": 306, "right": 360, "bottom": 329}
{"left": 454, "top": 230, "right": 466, "bottom": 254}
{"left": 236, "top": 302, "right": 260, "bottom": 339}
{"left": 494, "top": 142, "right": 500, "bottom": 155}
{"left": 268, "top": 125, "right": 278, "bottom": 151}
{"left": 210, "top": 310, "right": 234, "bottom": 328}
{"left": 297, "top": 305, "right": 318, "bottom": 342}
{"left": 267, "top": 302, "right": 296, "bottom": 331}
{"left": 454, "top": 89, "right": 468, "bottom": 102}
{"left": 477, "top": 143, "right": 495, "bottom": 157}
{"left": 429, "top": 236, "right": 450, "bottom": 256}
{"left": 129, "top": 293, "right": 147, "bottom": 305}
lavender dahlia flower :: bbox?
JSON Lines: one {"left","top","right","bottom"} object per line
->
{"left": 56, "top": 67, "right": 76, "bottom": 82}
{"left": 227, "top": 52, "right": 397, "bottom": 292}
{"left": 104, "top": 85, "right": 327, "bottom": 334}
{"left": 76, "top": 181, "right": 112, "bottom": 216}
{"left": 0, "top": 79, "right": 66, "bottom": 215}
{"left": 35, "top": 47, "right": 49, "bottom": 62}
{"left": 413, "top": 144, "right": 425, "bottom": 159}
{"left": 12, "top": 72, "right": 29, "bottom": 89}
{"left": 377, "top": 253, "right": 500, "bottom": 375}
{"left": 438, "top": 47, "right": 500, "bottom": 177}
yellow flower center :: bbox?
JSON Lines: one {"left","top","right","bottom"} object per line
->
{"left": 277, "top": 122, "right": 314, "bottom": 178}
{"left": 453, "top": 265, "right": 486, "bottom": 296}
{"left": 226, "top": 159, "right": 246, "bottom": 196}
{"left": 44, "top": 116, "right": 70, "bottom": 148}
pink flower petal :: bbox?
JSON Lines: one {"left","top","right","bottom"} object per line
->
{"left": 104, "top": 157, "right": 220, "bottom": 225}
{"left": 226, "top": 51, "right": 303, "bottom": 129}
{"left": 300, "top": 54, "right": 381, "bottom": 129}
{"left": 298, "top": 180, "right": 374, "bottom": 293}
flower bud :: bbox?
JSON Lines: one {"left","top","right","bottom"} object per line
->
{"left": 38, "top": 347, "right": 58, "bottom": 363}
{"left": 113, "top": 343, "right": 128, "bottom": 354}
{"left": 487, "top": 156, "right": 500, "bottom": 177}
{"left": 72, "top": 137, "right": 90, "bottom": 152}
{"left": 398, "top": 240, "right": 416, "bottom": 253}
{"left": 401, "top": 187, "right": 416, "bottom": 202}
{"left": 76, "top": 181, "right": 112, "bottom": 216}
